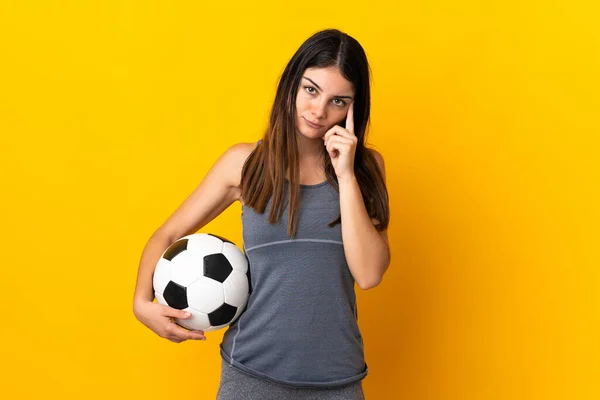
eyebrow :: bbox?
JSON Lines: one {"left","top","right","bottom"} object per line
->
{"left": 303, "top": 76, "right": 354, "bottom": 99}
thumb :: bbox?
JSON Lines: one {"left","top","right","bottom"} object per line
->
{"left": 165, "top": 306, "right": 192, "bottom": 319}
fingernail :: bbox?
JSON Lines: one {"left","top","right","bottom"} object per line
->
{"left": 184, "top": 312, "right": 191, "bottom": 317}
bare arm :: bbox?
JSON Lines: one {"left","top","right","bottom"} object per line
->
{"left": 132, "top": 142, "right": 252, "bottom": 311}
{"left": 133, "top": 232, "right": 176, "bottom": 308}
{"left": 339, "top": 149, "right": 390, "bottom": 290}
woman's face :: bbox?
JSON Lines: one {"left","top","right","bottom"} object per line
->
{"left": 295, "top": 67, "right": 355, "bottom": 139}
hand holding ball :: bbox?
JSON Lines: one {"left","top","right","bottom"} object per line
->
{"left": 153, "top": 233, "right": 250, "bottom": 332}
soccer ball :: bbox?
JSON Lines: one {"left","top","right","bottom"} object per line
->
{"left": 153, "top": 233, "right": 250, "bottom": 332}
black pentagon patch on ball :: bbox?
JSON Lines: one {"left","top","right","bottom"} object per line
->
{"left": 208, "top": 303, "right": 238, "bottom": 326}
{"left": 163, "top": 281, "right": 188, "bottom": 309}
{"left": 207, "top": 233, "right": 233, "bottom": 245}
{"left": 163, "top": 238, "right": 188, "bottom": 261}
{"left": 204, "top": 253, "right": 233, "bottom": 283}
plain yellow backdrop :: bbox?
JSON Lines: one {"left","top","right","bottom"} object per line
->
{"left": 1, "top": 1, "right": 599, "bottom": 399}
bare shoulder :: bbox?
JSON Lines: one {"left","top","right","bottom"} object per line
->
{"left": 225, "top": 142, "right": 258, "bottom": 187}
{"left": 152, "top": 141, "right": 258, "bottom": 242}
{"left": 223, "top": 142, "right": 258, "bottom": 204}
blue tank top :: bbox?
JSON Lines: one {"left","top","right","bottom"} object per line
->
{"left": 219, "top": 141, "right": 368, "bottom": 388}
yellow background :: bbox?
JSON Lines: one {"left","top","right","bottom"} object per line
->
{"left": 1, "top": 1, "right": 599, "bottom": 399}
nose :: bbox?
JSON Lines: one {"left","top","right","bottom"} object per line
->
{"left": 310, "top": 99, "right": 327, "bottom": 119}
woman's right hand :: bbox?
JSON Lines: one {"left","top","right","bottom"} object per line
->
{"left": 134, "top": 300, "right": 206, "bottom": 343}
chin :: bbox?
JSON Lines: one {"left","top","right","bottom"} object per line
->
{"left": 297, "top": 131, "right": 319, "bottom": 141}
{"left": 298, "top": 118, "right": 326, "bottom": 138}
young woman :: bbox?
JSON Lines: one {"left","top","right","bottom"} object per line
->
{"left": 133, "top": 28, "right": 390, "bottom": 399}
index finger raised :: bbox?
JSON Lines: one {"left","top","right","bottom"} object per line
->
{"left": 345, "top": 102, "right": 355, "bottom": 134}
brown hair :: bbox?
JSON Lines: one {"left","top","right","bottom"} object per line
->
{"left": 240, "top": 29, "right": 389, "bottom": 238}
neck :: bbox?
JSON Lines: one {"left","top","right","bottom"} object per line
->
{"left": 296, "top": 134, "right": 324, "bottom": 164}
{"left": 283, "top": 136, "right": 326, "bottom": 180}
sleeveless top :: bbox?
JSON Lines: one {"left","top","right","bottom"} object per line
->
{"left": 219, "top": 141, "right": 368, "bottom": 388}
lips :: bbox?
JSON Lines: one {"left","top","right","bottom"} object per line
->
{"left": 303, "top": 117, "right": 323, "bottom": 128}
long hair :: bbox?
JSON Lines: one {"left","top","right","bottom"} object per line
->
{"left": 240, "top": 28, "right": 390, "bottom": 238}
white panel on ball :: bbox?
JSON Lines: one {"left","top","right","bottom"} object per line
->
{"left": 169, "top": 249, "right": 206, "bottom": 287}
{"left": 223, "top": 270, "right": 250, "bottom": 307}
{"left": 186, "top": 234, "right": 224, "bottom": 254}
{"left": 155, "top": 292, "right": 166, "bottom": 305}
{"left": 153, "top": 258, "right": 171, "bottom": 295}
{"left": 210, "top": 323, "right": 230, "bottom": 331}
{"left": 177, "top": 310, "right": 210, "bottom": 331}
{"left": 222, "top": 242, "right": 249, "bottom": 273}
{"left": 187, "top": 276, "right": 225, "bottom": 314}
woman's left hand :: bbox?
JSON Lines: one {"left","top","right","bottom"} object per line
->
{"left": 323, "top": 102, "right": 357, "bottom": 181}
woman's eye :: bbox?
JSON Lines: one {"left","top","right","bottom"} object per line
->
{"left": 304, "top": 86, "right": 345, "bottom": 107}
